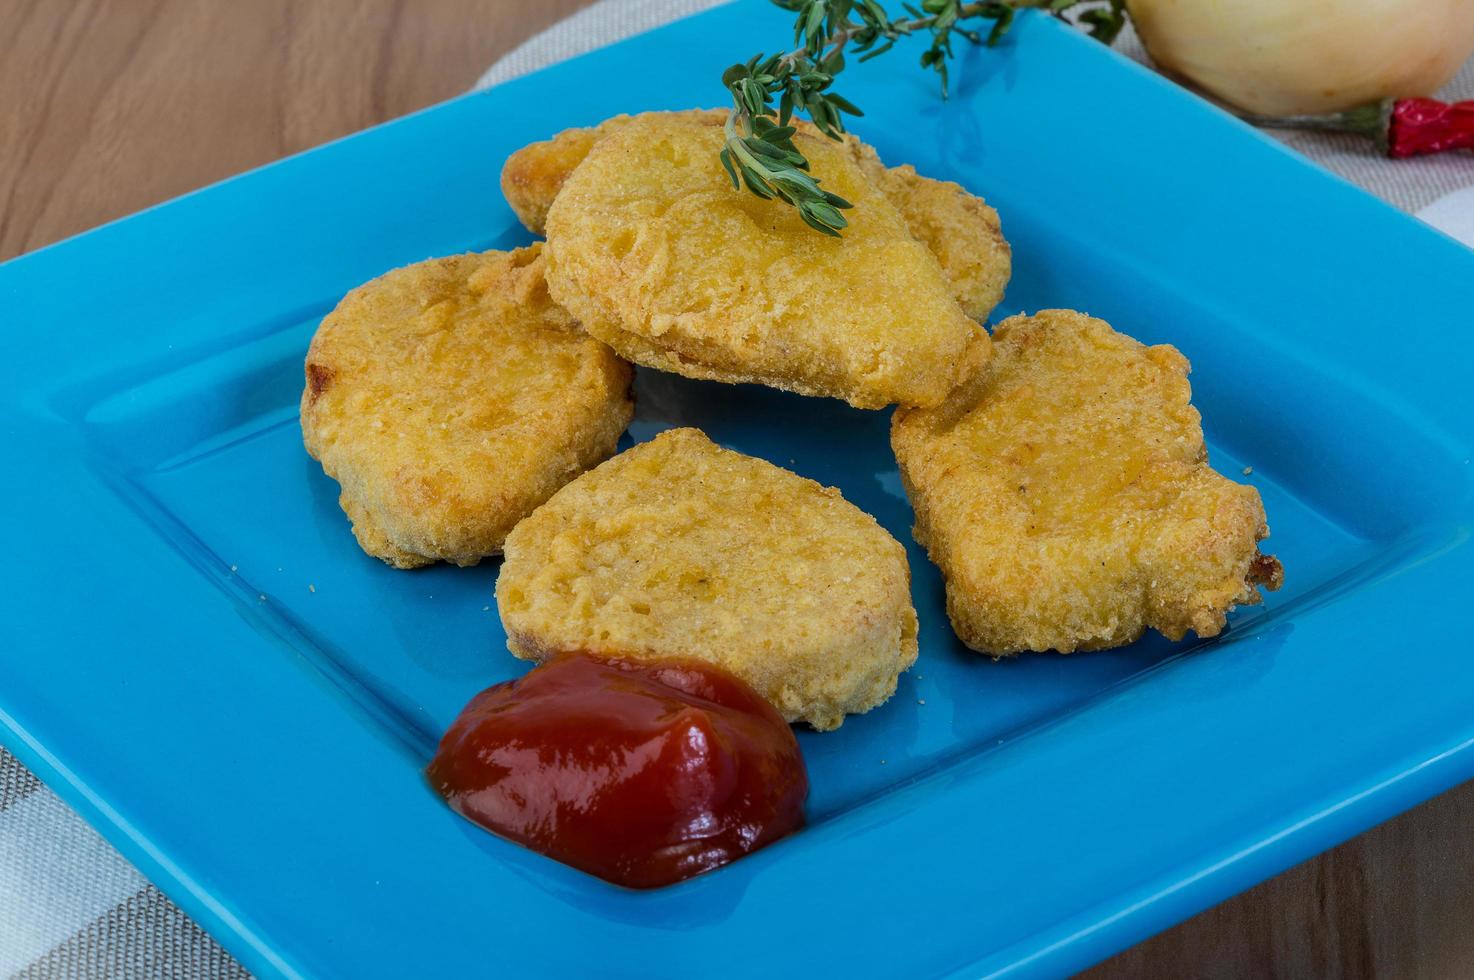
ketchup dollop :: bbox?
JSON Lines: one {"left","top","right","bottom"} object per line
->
{"left": 426, "top": 653, "right": 808, "bottom": 888}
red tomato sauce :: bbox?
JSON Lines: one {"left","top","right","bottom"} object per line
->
{"left": 426, "top": 653, "right": 808, "bottom": 888}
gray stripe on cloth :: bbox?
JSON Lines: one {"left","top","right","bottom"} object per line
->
{"left": 0, "top": 749, "right": 42, "bottom": 814}
{"left": 13, "top": 886, "right": 250, "bottom": 980}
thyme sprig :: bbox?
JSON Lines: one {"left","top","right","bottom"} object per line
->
{"left": 720, "top": 0, "right": 1127, "bottom": 234}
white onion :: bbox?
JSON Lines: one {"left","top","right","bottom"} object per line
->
{"left": 1125, "top": 0, "right": 1474, "bottom": 116}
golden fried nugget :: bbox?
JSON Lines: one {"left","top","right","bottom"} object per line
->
{"left": 496, "top": 427, "right": 918, "bottom": 730}
{"left": 502, "top": 109, "right": 1010, "bottom": 320}
{"left": 501, "top": 125, "right": 599, "bottom": 235}
{"left": 855, "top": 160, "right": 1010, "bottom": 322}
{"left": 892, "top": 310, "right": 1282, "bottom": 654}
{"left": 301, "top": 245, "right": 634, "bottom": 569}
{"left": 539, "top": 111, "right": 988, "bottom": 410}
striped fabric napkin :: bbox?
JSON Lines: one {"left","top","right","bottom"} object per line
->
{"left": 4, "top": 3, "right": 1470, "bottom": 978}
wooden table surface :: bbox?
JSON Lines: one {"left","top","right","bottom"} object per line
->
{"left": 3, "top": 2, "right": 1471, "bottom": 976}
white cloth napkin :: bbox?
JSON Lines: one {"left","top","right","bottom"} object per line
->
{"left": 4, "top": 5, "right": 1471, "bottom": 980}
{"left": 1419, "top": 185, "right": 1474, "bottom": 244}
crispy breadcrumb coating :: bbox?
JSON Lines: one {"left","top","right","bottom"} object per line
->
{"left": 892, "top": 310, "right": 1282, "bottom": 654}
{"left": 539, "top": 111, "right": 989, "bottom": 410}
{"left": 502, "top": 109, "right": 1010, "bottom": 321}
{"left": 301, "top": 245, "right": 633, "bottom": 568}
{"left": 497, "top": 428, "right": 918, "bottom": 730}
{"left": 855, "top": 160, "right": 1010, "bottom": 323}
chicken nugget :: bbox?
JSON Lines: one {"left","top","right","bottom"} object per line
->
{"left": 502, "top": 109, "right": 1010, "bottom": 320}
{"left": 891, "top": 310, "right": 1282, "bottom": 655}
{"left": 539, "top": 111, "right": 987, "bottom": 410}
{"left": 496, "top": 427, "right": 918, "bottom": 730}
{"left": 502, "top": 122, "right": 601, "bottom": 237}
{"left": 301, "top": 245, "right": 634, "bottom": 568}
{"left": 856, "top": 161, "right": 1010, "bottom": 323}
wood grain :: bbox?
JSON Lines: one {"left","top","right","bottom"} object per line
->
{"left": 1087, "top": 780, "right": 1474, "bottom": 979}
{"left": 0, "top": 0, "right": 596, "bottom": 259}
{"left": 3, "top": 2, "right": 1472, "bottom": 977}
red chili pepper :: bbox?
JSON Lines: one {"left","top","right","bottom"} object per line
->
{"left": 1387, "top": 98, "right": 1474, "bottom": 157}
{"left": 1241, "top": 98, "right": 1474, "bottom": 158}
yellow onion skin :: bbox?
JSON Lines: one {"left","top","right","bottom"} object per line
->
{"left": 1126, "top": 0, "right": 1474, "bottom": 116}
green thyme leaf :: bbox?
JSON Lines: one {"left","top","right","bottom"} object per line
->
{"left": 719, "top": 146, "right": 741, "bottom": 189}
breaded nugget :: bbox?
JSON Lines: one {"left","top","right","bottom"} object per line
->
{"left": 301, "top": 245, "right": 634, "bottom": 568}
{"left": 502, "top": 123, "right": 600, "bottom": 237}
{"left": 540, "top": 111, "right": 988, "bottom": 410}
{"left": 892, "top": 310, "right": 1282, "bottom": 654}
{"left": 496, "top": 427, "right": 918, "bottom": 730}
{"left": 854, "top": 160, "right": 1010, "bottom": 322}
{"left": 502, "top": 109, "right": 1010, "bottom": 320}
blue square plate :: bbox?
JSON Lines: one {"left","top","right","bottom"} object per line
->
{"left": 3, "top": 3, "right": 1472, "bottom": 976}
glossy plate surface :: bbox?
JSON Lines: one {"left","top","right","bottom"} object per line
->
{"left": 3, "top": 3, "right": 1473, "bottom": 977}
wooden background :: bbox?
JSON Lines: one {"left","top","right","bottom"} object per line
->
{"left": 3, "top": 1, "right": 1471, "bottom": 976}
